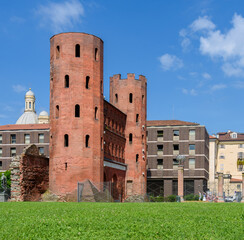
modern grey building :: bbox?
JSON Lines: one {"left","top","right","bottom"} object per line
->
{"left": 146, "top": 120, "right": 209, "bottom": 197}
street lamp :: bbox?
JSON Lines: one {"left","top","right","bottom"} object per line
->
{"left": 176, "top": 155, "right": 186, "bottom": 202}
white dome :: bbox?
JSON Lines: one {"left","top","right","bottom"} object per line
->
{"left": 39, "top": 111, "right": 49, "bottom": 117}
{"left": 26, "top": 89, "right": 34, "bottom": 96}
{"left": 16, "top": 112, "right": 38, "bottom": 124}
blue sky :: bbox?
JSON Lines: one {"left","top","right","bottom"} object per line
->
{"left": 0, "top": 0, "right": 244, "bottom": 135}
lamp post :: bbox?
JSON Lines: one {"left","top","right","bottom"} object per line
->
{"left": 176, "top": 155, "right": 186, "bottom": 202}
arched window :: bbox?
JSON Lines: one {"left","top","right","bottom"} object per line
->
{"left": 85, "top": 135, "right": 90, "bottom": 148}
{"left": 65, "top": 75, "right": 69, "bottom": 88}
{"left": 136, "top": 114, "right": 139, "bottom": 123}
{"left": 75, "top": 44, "right": 80, "bottom": 57}
{"left": 86, "top": 76, "right": 90, "bottom": 89}
{"left": 136, "top": 154, "right": 139, "bottom": 163}
{"left": 55, "top": 105, "right": 59, "bottom": 118}
{"left": 75, "top": 104, "right": 80, "bottom": 118}
{"left": 64, "top": 134, "right": 69, "bottom": 147}
{"left": 129, "top": 93, "right": 133, "bottom": 103}
{"left": 29, "top": 102, "right": 31, "bottom": 109}
{"left": 129, "top": 133, "right": 133, "bottom": 144}
{"left": 95, "top": 48, "right": 98, "bottom": 61}
{"left": 115, "top": 94, "right": 118, "bottom": 103}
{"left": 56, "top": 46, "right": 60, "bottom": 59}
{"left": 95, "top": 107, "right": 98, "bottom": 120}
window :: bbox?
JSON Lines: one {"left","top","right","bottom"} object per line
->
{"left": 238, "top": 152, "right": 244, "bottom": 158}
{"left": 231, "top": 133, "right": 237, "bottom": 138}
{"left": 85, "top": 135, "right": 90, "bottom": 148}
{"left": 11, "top": 134, "right": 16, "bottom": 144}
{"left": 64, "top": 134, "right": 69, "bottom": 147}
{"left": 39, "top": 147, "right": 44, "bottom": 155}
{"left": 136, "top": 114, "right": 139, "bottom": 123}
{"left": 157, "top": 145, "right": 163, "bottom": 155}
{"left": 56, "top": 45, "right": 60, "bottom": 59}
{"left": 142, "top": 95, "right": 144, "bottom": 103}
{"left": 136, "top": 154, "right": 139, "bottom": 163}
{"left": 29, "top": 102, "right": 31, "bottom": 109}
{"left": 24, "top": 134, "right": 30, "bottom": 144}
{"left": 189, "top": 144, "right": 195, "bottom": 150}
{"left": 75, "top": 104, "right": 80, "bottom": 118}
{"left": 65, "top": 163, "right": 68, "bottom": 171}
{"left": 55, "top": 105, "right": 59, "bottom": 118}
{"left": 95, "top": 48, "right": 98, "bottom": 61}
{"left": 173, "top": 144, "right": 179, "bottom": 153}
{"left": 189, "top": 129, "right": 195, "bottom": 140}
{"left": 129, "top": 93, "right": 133, "bottom": 103}
{"left": 239, "top": 144, "right": 244, "bottom": 148}
{"left": 0, "top": 148, "right": 2, "bottom": 157}
{"left": 189, "top": 158, "right": 195, "bottom": 169}
{"left": 0, "top": 161, "right": 2, "bottom": 169}
{"left": 115, "top": 94, "right": 118, "bottom": 103}
{"left": 237, "top": 184, "right": 241, "bottom": 190}
{"left": 220, "top": 163, "right": 224, "bottom": 171}
{"left": 38, "top": 134, "right": 44, "bottom": 143}
{"left": 129, "top": 133, "right": 133, "bottom": 144}
{"left": 219, "top": 155, "right": 225, "bottom": 159}
{"left": 157, "top": 159, "right": 163, "bottom": 170}
{"left": 173, "top": 159, "right": 179, "bottom": 170}
{"left": 65, "top": 75, "right": 69, "bottom": 88}
{"left": 10, "top": 148, "right": 16, "bottom": 157}
{"left": 173, "top": 130, "right": 179, "bottom": 137}
{"left": 0, "top": 135, "right": 2, "bottom": 144}
{"left": 95, "top": 107, "right": 98, "bottom": 120}
{"left": 86, "top": 76, "right": 90, "bottom": 89}
{"left": 75, "top": 44, "right": 80, "bottom": 57}
{"left": 157, "top": 130, "right": 163, "bottom": 138}
{"left": 219, "top": 144, "right": 225, "bottom": 149}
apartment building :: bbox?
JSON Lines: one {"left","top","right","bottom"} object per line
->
{"left": 147, "top": 120, "right": 209, "bottom": 197}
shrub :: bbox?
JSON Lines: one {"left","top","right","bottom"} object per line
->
{"left": 184, "top": 194, "right": 199, "bottom": 201}
{"left": 165, "top": 195, "right": 177, "bottom": 202}
{"left": 149, "top": 195, "right": 164, "bottom": 202}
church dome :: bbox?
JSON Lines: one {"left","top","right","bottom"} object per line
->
{"left": 16, "top": 112, "right": 38, "bottom": 124}
{"left": 39, "top": 111, "right": 49, "bottom": 117}
{"left": 26, "top": 89, "right": 34, "bottom": 96}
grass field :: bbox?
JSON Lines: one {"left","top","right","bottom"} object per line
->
{"left": 0, "top": 202, "right": 243, "bottom": 239}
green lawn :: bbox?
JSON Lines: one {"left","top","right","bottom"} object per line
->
{"left": 0, "top": 202, "right": 243, "bottom": 239}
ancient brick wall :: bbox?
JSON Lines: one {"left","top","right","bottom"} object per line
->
{"left": 109, "top": 73, "right": 147, "bottom": 195}
{"left": 10, "top": 145, "right": 49, "bottom": 201}
{"left": 49, "top": 33, "right": 104, "bottom": 198}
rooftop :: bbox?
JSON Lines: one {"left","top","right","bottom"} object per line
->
{"left": 147, "top": 120, "right": 199, "bottom": 127}
{"left": 0, "top": 124, "right": 49, "bottom": 131}
{"left": 218, "top": 131, "right": 244, "bottom": 141}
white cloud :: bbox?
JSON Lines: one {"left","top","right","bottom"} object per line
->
{"left": 210, "top": 84, "right": 227, "bottom": 91}
{"left": 190, "top": 16, "right": 216, "bottom": 32}
{"left": 36, "top": 0, "right": 84, "bottom": 32}
{"left": 199, "top": 14, "right": 244, "bottom": 77}
{"left": 12, "top": 84, "right": 26, "bottom": 93}
{"left": 159, "top": 54, "right": 183, "bottom": 71}
{"left": 182, "top": 88, "right": 197, "bottom": 96}
{"left": 233, "top": 81, "right": 244, "bottom": 88}
{"left": 202, "top": 72, "right": 211, "bottom": 79}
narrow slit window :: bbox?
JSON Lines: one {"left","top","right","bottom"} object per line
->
{"left": 75, "top": 104, "right": 80, "bottom": 118}
{"left": 56, "top": 46, "right": 60, "bottom": 59}
{"left": 115, "top": 94, "right": 118, "bottom": 103}
{"left": 75, "top": 44, "right": 80, "bottom": 57}
{"left": 142, "top": 95, "right": 144, "bottom": 103}
{"left": 95, "top": 107, "right": 98, "bottom": 120}
{"left": 55, "top": 105, "right": 59, "bottom": 118}
{"left": 136, "top": 154, "right": 139, "bottom": 163}
{"left": 136, "top": 114, "right": 139, "bottom": 123}
{"left": 85, "top": 135, "right": 90, "bottom": 148}
{"left": 65, "top": 162, "right": 67, "bottom": 170}
{"left": 64, "top": 134, "right": 69, "bottom": 147}
{"left": 86, "top": 76, "right": 90, "bottom": 89}
{"left": 129, "top": 93, "right": 133, "bottom": 103}
{"left": 65, "top": 75, "right": 69, "bottom": 88}
{"left": 129, "top": 133, "right": 133, "bottom": 144}
{"left": 95, "top": 48, "right": 98, "bottom": 61}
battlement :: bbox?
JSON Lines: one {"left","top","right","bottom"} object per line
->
{"left": 110, "top": 73, "right": 147, "bottom": 83}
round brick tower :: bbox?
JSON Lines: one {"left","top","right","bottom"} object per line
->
{"left": 49, "top": 33, "right": 104, "bottom": 199}
{"left": 109, "top": 73, "right": 147, "bottom": 195}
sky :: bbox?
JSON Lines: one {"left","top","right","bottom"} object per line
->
{"left": 0, "top": 0, "right": 244, "bottom": 135}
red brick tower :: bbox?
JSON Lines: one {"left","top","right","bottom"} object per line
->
{"left": 49, "top": 33, "right": 104, "bottom": 198}
{"left": 110, "top": 74, "right": 147, "bottom": 195}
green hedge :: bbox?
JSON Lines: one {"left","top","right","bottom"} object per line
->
{"left": 184, "top": 194, "right": 199, "bottom": 201}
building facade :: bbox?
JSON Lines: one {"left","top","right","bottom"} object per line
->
{"left": 147, "top": 120, "right": 209, "bottom": 197}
